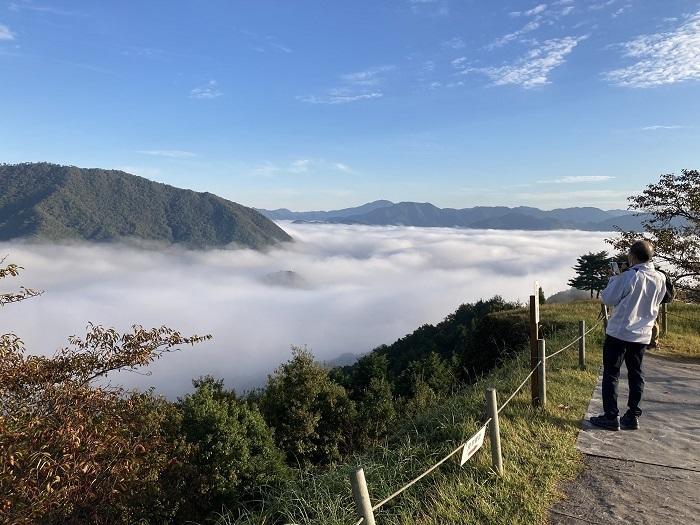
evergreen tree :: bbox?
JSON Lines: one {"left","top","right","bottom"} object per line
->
{"left": 568, "top": 251, "right": 609, "bottom": 298}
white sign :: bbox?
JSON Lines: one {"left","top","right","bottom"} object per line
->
{"left": 533, "top": 280, "right": 540, "bottom": 324}
{"left": 459, "top": 425, "right": 487, "bottom": 466}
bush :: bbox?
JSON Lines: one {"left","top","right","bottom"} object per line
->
{"left": 260, "top": 347, "right": 356, "bottom": 467}
{"left": 353, "top": 376, "right": 396, "bottom": 448}
{"left": 0, "top": 326, "right": 209, "bottom": 525}
{"left": 171, "top": 377, "right": 289, "bottom": 522}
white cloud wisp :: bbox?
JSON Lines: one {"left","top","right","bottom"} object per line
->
{"left": 0, "top": 23, "right": 16, "bottom": 41}
{"left": 472, "top": 36, "right": 586, "bottom": 88}
{"left": 604, "top": 11, "right": 700, "bottom": 88}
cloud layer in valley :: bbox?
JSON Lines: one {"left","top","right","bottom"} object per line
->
{"left": 1, "top": 223, "right": 609, "bottom": 397}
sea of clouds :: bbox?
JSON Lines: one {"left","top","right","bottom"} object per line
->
{"left": 0, "top": 223, "right": 609, "bottom": 397}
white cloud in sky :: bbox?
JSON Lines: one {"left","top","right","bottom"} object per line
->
{"left": 525, "top": 4, "right": 548, "bottom": 17}
{"left": 248, "top": 158, "right": 353, "bottom": 176}
{"left": 493, "top": 1, "right": 576, "bottom": 48}
{"left": 333, "top": 162, "right": 353, "bottom": 174}
{"left": 408, "top": 0, "right": 449, "bottom": 16}
{"left": 2, "top": 224, "right": 609, "bottom": 396}
{"left": 641, "top": 125, "right": 685, "bottom": 131}
{"left": 300, "top": 65, "right": 394, "bottom": 104}
{"left": 603, "top": 11, "right": 700, "bottom": 87}
{"left": 340, "top": 65, "right": 395, "bottom": 86}
{"left": 589, "top": 0, "right": 615, "bottom": 11}
{"left": 451, "top": 57, "right": 468, "bottom": 69}
{"left": 241, "top": 30, "right": 292, "bottom": 54}
{"left": 442, "top": 36, "right": 466, "bottom": 49}
{"left": 290, "top": 159, "right": 311, "bottom": 173}
{"left": 510, "top": 3, "right": 548, "bottom": 17}
{"left": 539, "top": 175, "right": 616, "bottom": 183}
{"left": 8, "top": 2, "right": 78, "bottom": 15}
{"left": 611, "top": 3, "right": 632, "bottom": 18}
{"left": 297, "top": 91, "right": 383, "bottom": 104}
{"left": 472, "top": 36, "right": 586, "bottom": 88}
{"left": 490, "top": 19, "right": 542, "bottom": 48}
{"left": 0, "top": 24, "right": 16, "bottom": 40}
{"left": 138, "top": 150, "right": 196, "bottom": 158}
{"left": 190, "top": 80, "right": 222, "bottom": 99}
{"left": 560, "top": 5, "right": 575, "bottom": 16}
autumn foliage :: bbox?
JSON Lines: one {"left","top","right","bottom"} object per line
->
{"left": 0, "top": 261, "right": 210, "bottom": 524}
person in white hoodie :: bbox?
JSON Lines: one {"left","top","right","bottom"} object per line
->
{"left": 590, "top": 240, "right": 666, "bottom": 431}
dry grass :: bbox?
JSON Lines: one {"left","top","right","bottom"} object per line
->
{"left": 649, "top": 302, "right": 700, "bottom": 362}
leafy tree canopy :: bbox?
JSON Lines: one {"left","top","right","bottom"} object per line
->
{"left": 608, "top": 169, "right": 700, "bottom": 299}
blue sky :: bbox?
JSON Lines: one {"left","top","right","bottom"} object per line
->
{"left": 1, "top": 0, "right": 699, "bottom": 210}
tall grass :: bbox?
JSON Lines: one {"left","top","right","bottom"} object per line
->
{"left": 652, "top": 302, "right": 700, "bottom": 361}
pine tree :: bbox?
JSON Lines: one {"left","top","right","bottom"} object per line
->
{"left": 568, "top": 251, "right": 609, "bottom": 298}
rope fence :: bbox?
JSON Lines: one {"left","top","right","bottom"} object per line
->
{"left": 496, "top": 362, "right": 539, "bottom": 415}
{"left": 665, "top": 310, "right": 699, "bottom": 324}
{"left": 658, "top": 302, "right": 699, "bottom": 337}
{"left": 349, "top": 286, "right": 607, "bottom": 525}
{"left": 546, "top": 320, "right": 603, "bottom": 360}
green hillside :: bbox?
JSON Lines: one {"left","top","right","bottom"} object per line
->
{"left": 0, "top": 163, "right": 292, "bottom": 249}
{"left": 222, "top": 300, "right": 609, "bottom": 524}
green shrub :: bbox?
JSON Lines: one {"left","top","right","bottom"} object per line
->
{"left": 260, "top": 347, "right": 356, "bottom": 467}
{"left": 172, "top": 377, "right": 288, "bottom": 522}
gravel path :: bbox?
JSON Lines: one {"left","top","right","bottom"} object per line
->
{"left": 549, "top": 355, "right": 700, "bottom": 525}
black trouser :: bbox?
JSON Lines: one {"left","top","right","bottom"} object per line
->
{"left": 602, "top": 334, "right": 647, "bottom": 418}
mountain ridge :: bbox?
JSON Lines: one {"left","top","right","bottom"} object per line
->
{"left": 258, "top": 201, "right": 644, "bottom": 231}
{"left": 0, "top": 162, "right": 292, "bottom": 249}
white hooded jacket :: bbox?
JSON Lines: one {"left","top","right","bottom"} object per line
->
{"left": 600, "top": 261, "right": 666, "bottom": 344}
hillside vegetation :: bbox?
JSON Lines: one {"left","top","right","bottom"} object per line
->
{"left": 221, "top": 300, "right": 610, "bottom": 525}
{"left": 0, "top": 163, "right": 291, "bottom": 249}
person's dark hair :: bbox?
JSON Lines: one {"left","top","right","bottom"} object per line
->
{"left": 630, "top": 239, "right": 653, "bottom": 262}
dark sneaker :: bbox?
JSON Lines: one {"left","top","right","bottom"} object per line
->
{"left": 620, "top": 411, "right": 640, "bottom": 430}
{"left": 590, "top": 414, "right": 620, "bottom": 431}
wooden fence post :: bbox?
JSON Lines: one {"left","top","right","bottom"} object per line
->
{"left": 485, "top": 388, "right": 503, "bottom": 476}
{"left": 578, "top": 320, "right": 586, "bottom": 370}
{"left": 350, "top": 467, "right": 376, "bottom": 525}
{"left": 661, "top": 303, "right": 668, "bottom": 336}
{"left": 601, "top": 304, "right": 609, "bottom": 330}
{"left": 529, "top": 293, "right": 540, "bottom": 407}
{"left": 538, "top": 339, "right": 546, "bottom": 408}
